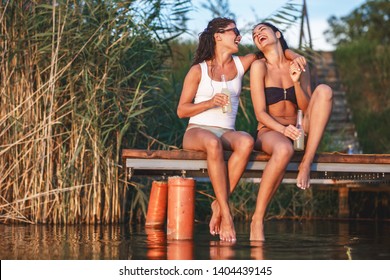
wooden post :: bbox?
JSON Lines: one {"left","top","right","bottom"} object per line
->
{"left": 338, "top": 186, "right": 350, "bottom": 218}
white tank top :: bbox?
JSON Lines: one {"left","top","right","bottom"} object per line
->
{"left": 188, "top": 56, "right": 244, "bottom": 130}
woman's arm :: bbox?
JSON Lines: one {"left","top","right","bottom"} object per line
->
{"left": 239, "top": 53, "right": 258, "bottom": 73}
{"left": 177, "top": 65, "right": 225, "bottom": 118}
{"left": 285, "top": 49, "right": 307, "bottom": 72}
{"left": 240, "top": 49, "right": 306, "bottom": 74}
{"left": 250, "top": 60, "right": 286, "bottom": 134}
{"left": 289, "top": 62, "right": 311, "bottom": 112}
{"left": 177, "top": 65, "right": 209, "bottom": 118}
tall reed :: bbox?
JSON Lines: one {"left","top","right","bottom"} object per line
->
{"left": 0, "top": 0, "right": 190, "bottom": 224}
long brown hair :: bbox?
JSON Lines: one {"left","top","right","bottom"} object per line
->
{"left": 192, "top": 17, "right": 236, "bottom": 66}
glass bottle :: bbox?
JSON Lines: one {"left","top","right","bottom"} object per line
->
{"left": 221, "top": 74, "right": 232, "bottom": 113}
{"left": 294, "top": 109, "right": 305, "bottom": 151}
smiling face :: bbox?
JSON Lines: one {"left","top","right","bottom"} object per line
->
{"left": 216, "top": 23, "right": 242, "bottom": 50}
{"left": 252, "top": 24, "right": 279, "bottom": 50}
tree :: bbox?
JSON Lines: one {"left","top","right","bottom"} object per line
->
{"left": 323, "top": 0, "right": 390, "bottom": 153}
{"left": 324, "top": 0, "right": 390, "bottom": 46}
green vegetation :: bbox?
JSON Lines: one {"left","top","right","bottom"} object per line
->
{"left": 1, "top": 0, "right": 388, "bottom": 224}
{"left": 325, "top": 0, "right": 390, "bottom": 153}
{"left": 0, "top": 0, "right": 191, "bottom": 223}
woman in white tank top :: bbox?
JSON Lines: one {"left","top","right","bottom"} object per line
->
{"left": 177, "top": 18, "right": 304, "bottom": 242}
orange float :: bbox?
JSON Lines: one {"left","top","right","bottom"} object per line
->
{"left": 167, "top": 176, "right": 195, "bottom": 240}
{"left": 145, "top": 180, "right": 168, "bottom": 227}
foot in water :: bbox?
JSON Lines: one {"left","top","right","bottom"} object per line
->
{"left": 219, "top": 215, "right": 236, "bottom": 242}
{"left": 209, "top": 200, "right": 221, "bottom": 236}
{"left": 250, "top": 220, "right": 265, "bottom": 241}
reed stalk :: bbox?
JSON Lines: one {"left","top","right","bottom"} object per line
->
{"left": 0, "top": 0, "right": 190, "bottom": 224}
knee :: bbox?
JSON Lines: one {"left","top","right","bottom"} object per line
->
{"left": 273, "top": 142, "right": 294, "bottom": 162}
{"left": 206, "top": 138, "right": 224, "bottom": 158}
{"left": 237, "top": 135, "right": 255, "bottom": 154}
{"left": 315, "top": 84, "right": 333, "bottom": 102}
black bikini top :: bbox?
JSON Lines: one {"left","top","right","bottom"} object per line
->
{"left": 265, "top": 86, "right": 297, "bottom": 106}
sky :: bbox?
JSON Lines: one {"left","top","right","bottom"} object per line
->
{"left": 183, "top": 0, "right": 367, "bottom": 51}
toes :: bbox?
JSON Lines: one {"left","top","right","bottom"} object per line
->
{"left": 219, "top": 233, "right": 236, "bottom": 242}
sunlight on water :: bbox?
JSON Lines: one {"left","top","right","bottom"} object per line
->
{"left": 0, "top": 220, "right": 389, "bottom": 260}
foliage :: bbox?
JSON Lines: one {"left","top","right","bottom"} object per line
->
{"left": 325, "top": 0, "right": 390, "bottom": 153}
{"left": 199, "top": 0, "right": 236, "bottom": 20}
{"left": 0, "top": 0, "right": 191, "bottom": 223}
{"left": 324, "top": 0, "right": 390, "bottom": 46}
{"left": 335, "top": 40, "right": 390, "bottom": 153}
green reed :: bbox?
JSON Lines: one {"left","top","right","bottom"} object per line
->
{"left": 0, "top": 0, "right": 190, "bottom": 224}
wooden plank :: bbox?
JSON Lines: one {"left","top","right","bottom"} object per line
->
{"left": 122, "top": 149, "right": 390, "bottom": 184}
{"left": 122, "top": 149, "right": 390, "bottom": 164}
{"left": 125, "top": 158, "right": 389, "bottom": 175}
{"left": 126, "top": 158, "right": 388, "bottom": 173}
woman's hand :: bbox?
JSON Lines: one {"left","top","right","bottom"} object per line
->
{"left": 291, "top": 55, "right": 306, "bottom": 72}
{"left": 212, "top": 93, "right": 229, "bottom": 108}
{"left": 282, "top": 124, "right": 301, "bottom": 140}
{"left": 289, "top": 61, "right": 303, "bottom": 83}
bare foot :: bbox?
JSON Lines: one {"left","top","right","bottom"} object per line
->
{"left": 296, "top": 163, "right": 311, "bottom": 189}
{"left": 209, "top": 200, "right": 221, "bottom": 236}
{"left": 219, "top": 215, "right": 236, "bottom": 242}
{"left": 250, "top": 220, "right": 265, "bottom": 241}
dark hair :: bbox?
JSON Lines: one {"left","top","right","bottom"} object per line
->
{"left": 192, "top": 17, "right": 236, "bottom": 66}
{"left": 252, "top": 22, "right": 289, "bottom": 55}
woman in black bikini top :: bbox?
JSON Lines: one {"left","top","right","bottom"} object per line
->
{"left": 249, "top": 22, "right": 333, "bottom": 241}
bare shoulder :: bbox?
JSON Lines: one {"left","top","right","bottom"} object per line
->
{"left": 251, "top": 58, "right": 267, "bottom": 71}
{"left": 188, "top": 64, "right": 201, "bottom": 75}
{"left": 185, "top": 64, "right": 202, "bottom": 82}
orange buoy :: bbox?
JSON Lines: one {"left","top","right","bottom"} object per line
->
{"left": 167, "top": 176, "right": 195, "bottom": 240}
{"left": 145, "top": 180, "right": 168, "bottom": 227}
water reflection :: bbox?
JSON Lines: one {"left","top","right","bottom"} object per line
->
{"left": 209, "top": 241, "right": 235, "bottom": 260}
{"left": 167, "top": 240, "right": 193, "bottom": 260}
{"left": 145, "top": 226, "right": 166, "bottom": 260}
{"left": 0, "top": 224, "right": 132, "bottom": 259}
{"left": 250, "top": 241, "right": 264, "bottom": 260}
{"left": 0, "top": 220, "right": 389, "bottom": 260}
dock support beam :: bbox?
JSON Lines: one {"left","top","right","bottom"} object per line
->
{"left": 338, "top": 186, "right": 350, "bottom": 218}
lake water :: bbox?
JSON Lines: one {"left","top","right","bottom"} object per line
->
{"left": 1, "top": 220, "right": 389, "bottom": 260}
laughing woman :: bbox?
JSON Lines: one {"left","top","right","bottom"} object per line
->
{"left": 250, "top": 22, "right": 333, "bottom": 241}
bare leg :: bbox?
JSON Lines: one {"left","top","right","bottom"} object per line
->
{"left": 297, "top": 84, "right": 333, "bottom": 189}
{"left": 209, "top": 131, "right": 254, "bottom": 235}
{"left": 250, "top": 131, "right": 294, "bottom": 241}
{"left": 183, "top": 128, "right": 236, "bottom": 242}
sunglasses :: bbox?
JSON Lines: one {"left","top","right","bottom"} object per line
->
{"left": 217, "top": 27, "right": 240, "bottom": 36}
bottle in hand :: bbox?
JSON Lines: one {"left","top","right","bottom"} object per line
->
{"left": 294, "top": 109, "right": 305, "bottom": 151}
{"left": 221, "top": 74, "right": 232, "bottom": 113}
